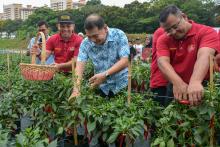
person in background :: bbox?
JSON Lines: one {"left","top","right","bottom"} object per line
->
{"left": 27, "top": 20, "right": 54, "bottom": 64}
{"left": 214, "top": 28, "right": 220, "bottom": 69}
{"left": 142, "top": 34, "right": 152, "bottom": 61}
{"left": 150, "top": 28, "right": 168, "bottom": 106}
{"left": 133, "top": 37, "right": 144, "bottom": 60}
{"left": 31, "top": 13, "right": 83, "bottom": 72}
{"left": 129, "top": 39, "right": 136, "bottom": 59}
{"left": 78, "top": 32, "right": 85, "bottom": 38}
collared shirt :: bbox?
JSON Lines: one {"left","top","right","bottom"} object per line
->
{"left": 78, "top": 28, "right": 130, "bottom": 95}
{"left": 157, "top": 21, "right": 220, "bottom": 84}
{"left": 27, "top": 36, "right": 54, "bottom": 65}
{"left": 46, "top": 33, "right": 83, "bottom": 72}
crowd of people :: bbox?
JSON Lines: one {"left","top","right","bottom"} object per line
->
{"left": 28, "top": 5, "right": 220, "bottom": 147}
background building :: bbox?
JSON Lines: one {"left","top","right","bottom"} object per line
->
{"left": 0, "top": 13, "right": 4, "bottom": 20}
{"left": 3, "top": 4, "right": 22, "bottom": 20}
{"left": 20, "top": 5, "right": 36, "bottom": 20}
{"left": 50, "top": 0, "right": 67, "bottom": 11}
{"left": 73, "top": 0, "right": 86, "bottom": 9}
{"left": 216, "top": 0, "right": 220, "bottom": 6}
{"left": 50, "top": 0, "right": 86, "bottom": 11}
{"left": 3, "top": 4, "right": 35, "bottom": 20}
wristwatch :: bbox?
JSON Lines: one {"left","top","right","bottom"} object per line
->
{"left": 104, "top": 71, "right": 110, "bottom": 78}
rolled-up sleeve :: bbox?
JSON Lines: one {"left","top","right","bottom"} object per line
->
{"left": 156, "top": 35, "right": 170, "bottom": 57}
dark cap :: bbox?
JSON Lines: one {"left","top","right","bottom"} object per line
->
{"left": 58, "top": 13, "right": 74, "bottom": 24}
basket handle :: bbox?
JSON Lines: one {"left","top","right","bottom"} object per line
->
{"left": 31, "top": 32, "right": 46, "bottom": 64}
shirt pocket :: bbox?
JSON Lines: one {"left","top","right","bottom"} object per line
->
{"left": 54, "top": 48, "right": 63, "bottom": 56}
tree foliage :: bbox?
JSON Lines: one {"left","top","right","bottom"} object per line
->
{"left": 1, "top": 0, "right": 219, "bottom": 39}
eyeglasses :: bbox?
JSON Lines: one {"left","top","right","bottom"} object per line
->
{"left": 164, "top": 17, "right": 182, "bottom": 33}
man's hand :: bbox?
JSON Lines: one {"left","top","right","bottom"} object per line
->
{"left": 187, "top": 81, "right": 204, "bottom": 105}
{"left": 51, "top": 63, "right": 62, "bottom": 72}
{"left": 30, "top": 44, "right": 40, "bottom": 55}
{"left": 173, "top": 81, "right": 188, "bottom": 101}
{"left": 68, "top": 88, "right": 80, "bottom": 102}
{"left": 89, "top": 72, "right": 106, "bottom": 88}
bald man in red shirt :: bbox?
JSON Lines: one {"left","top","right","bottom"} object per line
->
{"left": 150, "top": 28, "right": 168, "bottom": 106}
{"left": 215, "top": 31, "right": 220, "bottom": 66}
{"left": 157, "top": 5, "right": 219, "bottom": 105}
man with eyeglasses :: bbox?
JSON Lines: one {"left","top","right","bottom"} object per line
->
{"left": 156, "top": 5, "right": 220, "bottom": 106}
{"left": 31, "top": 13, "right": 83, "bottom": 72}
{"left": 28, "top": 20, "right": 54, "bottom": 64}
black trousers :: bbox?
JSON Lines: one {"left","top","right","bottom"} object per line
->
{"left": 151, "top": 86, "right": 170, "bottom": 107}
{"left": 96, "top": 88, "right": 126, "bottom": 100}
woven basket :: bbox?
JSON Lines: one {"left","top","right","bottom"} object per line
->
{"left": 20, "top": 32, "right": 56, "bottom": 81}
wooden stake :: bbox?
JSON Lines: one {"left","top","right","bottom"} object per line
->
{"left": 209, "top": 55, "right": 214, "bottom": 147}
{"left": 72, "top": 58, "right": 76, "bottom": 83}
{"left": 73, "top": 126, "right": 78, "bottom": 145}
{"left": 127, "top": 60, "right": 132, "bottom": 105}
{"left": 20, "top": 48, "right": 22, "bottom": 62}
{"left": 209, "top": 55, "right": 214, "bottom": 91}
{"left": 7, "top": 53, "right": 11, "bottom": 89}
{"left": 71, "top": 58, "right": 78, "bottom": 145}
{"left": 7, "top": 54, "right": 10, "bottom": 77}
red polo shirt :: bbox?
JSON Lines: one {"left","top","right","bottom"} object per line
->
{"left": 150, "top": 28, "right": 168, "bottom": 88}
{"left": 157, "top": 21, "right": 220, "bottom": 84}
{"left": 219, "top": 32, "right": 220, "bottom": 47}
{"left": 46, "top": 33, "right": 82, "bottom": 72}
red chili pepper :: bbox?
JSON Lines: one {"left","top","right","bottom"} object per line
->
{"left": 43, "top": 104, "right": 53, "bottom": 113}
{"left": 144, "top": 130, "right": 148, "bottom": 140}
{"left": 118, "top": 134, "right": 126, "bottom": 147}
{"left": 179, "top": 100, "right": 190, "bottom": 105}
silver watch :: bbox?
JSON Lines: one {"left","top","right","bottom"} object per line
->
{"left": 104, "top": 71, "right": 110, "bottom": 78}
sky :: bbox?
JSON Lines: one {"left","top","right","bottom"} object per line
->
{"left": 0, "top": 0, "right": 147, "bottom": 13}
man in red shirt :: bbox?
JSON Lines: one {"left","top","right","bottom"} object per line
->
{"left": 157, "top": 5, "right": 219, "bottom": 105}
{"left": 150, "top": 27, "right": 168, "bottom": 106}
{"left": 32, "top": 13, "right": 83, "bottom": 72}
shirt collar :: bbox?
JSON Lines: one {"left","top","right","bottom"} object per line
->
{"left": 185, "top": 20, "right": 196, "bottom": 37}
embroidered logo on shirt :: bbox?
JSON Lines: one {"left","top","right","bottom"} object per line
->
{"left": 187, "top": 44, "right": 195, "bottom": 52}
{"left": 55, "top": 48, "right": 61, "bottom": 51}
{"left": 69, "top": 47, "right": 75, "bottom": 51}
{"left": 169, "top": 48, "right": 177, "bottom": 50}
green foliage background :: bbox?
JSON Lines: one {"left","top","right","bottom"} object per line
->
{"left": 0, "top": 0, "right": 219, "bottom": 40}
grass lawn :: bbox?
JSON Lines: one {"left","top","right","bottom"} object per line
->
{"left": 0, "top": 39, "right": 28, "bottom": 49}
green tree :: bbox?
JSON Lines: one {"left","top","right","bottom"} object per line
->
{"left": 86, "top": 0, "right": 102, "bottom": 5}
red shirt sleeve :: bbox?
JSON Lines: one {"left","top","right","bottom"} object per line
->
{"left": 156, "top": 34, "right": 170, "bottom": 57}
{"left": 73, "top": 36, "right": 83, "bottom": 57}
{"left": 46, "top": 36, "right": 55, "bottom": 52}
{"left": 218, "top": 32, "right": 220, "bottom": 53}
{"left": 199, "top": 28, "right": 220, "bottom": 53}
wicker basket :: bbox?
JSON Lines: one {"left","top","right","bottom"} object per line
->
{"left": 20, "top": 32, "right": 56, "bottom": 81}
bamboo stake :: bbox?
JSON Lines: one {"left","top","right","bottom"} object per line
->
{"left": 209, "top": 55, "right": 214, "bottom": 92}
{"left": 71, "top": 58, "right": 78, "bottom": 145}
{"left": 125, "top": 135, "right": 130, "bottom": 147}
{"left": 209, "top": 55, "right": 215, "bottom": 147}
{"left": 20, "top": 48, "right": 22, "bottom": 62}
{"left": 7, "top": 53, "right": 11, "bottom": 89}
{"left": 7, "top": 53, "right": 10, "bottom": 77}
{"left": 73, "top": 126, "right": 78, "bottom": 145}
{"left": 127, "top": 60, "right": 132, "bottom": 105}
